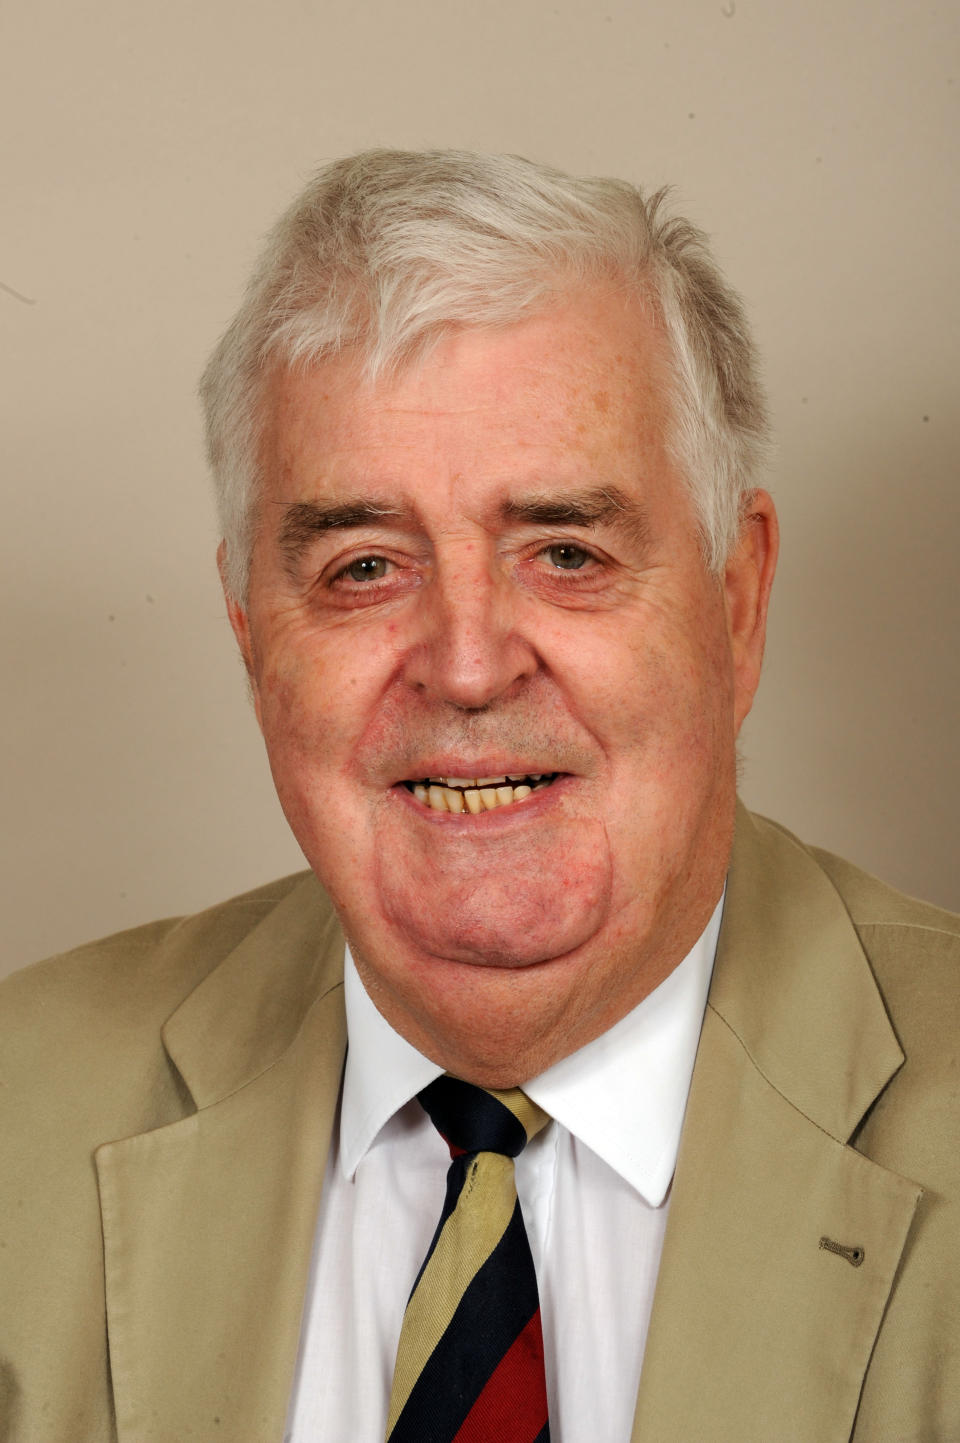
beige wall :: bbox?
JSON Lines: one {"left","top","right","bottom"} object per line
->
{"left": 2, "top": 0, "right": 957, "bottom": 975}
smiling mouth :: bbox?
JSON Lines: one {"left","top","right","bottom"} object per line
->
{"left": 402, "top": 773, "right": 559, "bottom": 814}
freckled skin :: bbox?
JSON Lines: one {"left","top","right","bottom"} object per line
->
{"left": 225, "top": 285, "right": 778, "bottom": 1085}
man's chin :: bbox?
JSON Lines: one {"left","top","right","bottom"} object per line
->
{"left": 372, "top": 813, "right": 614, "bottom": 969}
{"left": 379, "top": 908, "right": 595, "bottom": 970}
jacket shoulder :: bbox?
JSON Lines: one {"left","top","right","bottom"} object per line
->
{"left": 742, "top": 812, "right": 960, "bottom": 1109}
{"left": 2, "top": 871, "right": 317, "bottom": 1020}
{"left": 810, "top": 837, "right": 960, "bottom": 1060}
{"left": 797, "top": 834, "right": 960, "bottom": 1030}
{"left": 750, "top": 810, "right": 960, "bottom": 942}
{"left": 0, "top": 871, "right": 327, "bottom": 1122}
{"left": 806, "top": 840, "right": 959, "bottom": 940}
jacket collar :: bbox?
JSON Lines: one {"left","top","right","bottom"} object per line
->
{"left": 708, "top": 804, "right": 904, "bottom": 1142}
{"left": 96, "top": 872, "right": 347, "bottom": 1443}
{"left": 632, "top": 805, "right": 921, "bottom": 1441}
{"left": 161, "top": 872, "right": 343, "bottom": 1108}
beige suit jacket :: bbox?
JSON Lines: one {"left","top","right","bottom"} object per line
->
{"left": 1, "top": 807, "right": 958, "bottom": 1442}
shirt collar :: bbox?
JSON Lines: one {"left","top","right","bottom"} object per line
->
{"left": 339, "top": 957, "right": 443, "bottom": 1179}
{"left": 340, "top": 892, "right": 724, "bottom": 1207}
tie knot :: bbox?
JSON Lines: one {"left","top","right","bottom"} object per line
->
{"left": 418, "top": 1075, "right": 549, "bottom": 1158}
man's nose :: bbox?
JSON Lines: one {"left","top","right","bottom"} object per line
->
{"left": 401, "top": 551, "right": 538, "bottom": 710}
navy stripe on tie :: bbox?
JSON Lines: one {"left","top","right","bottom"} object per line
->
{"left": 388, "top": 1200, "right": 540, "bottom": 1443}
{"left": 419, "top": 1077, "right": 528, "bottom": 1157}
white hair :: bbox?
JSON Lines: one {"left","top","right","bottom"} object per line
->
{"left": 199, "top": 149, "right": 769, "bottom": 601}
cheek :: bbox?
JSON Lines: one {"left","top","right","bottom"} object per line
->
{"left": 592, "top": 601, "right": 734, "bottom": 805}
{"left": 257, "top": 659, "right": 320, "bottom": 751}
{"left": 254, "top": 633, "right": 372, "bottom": 757}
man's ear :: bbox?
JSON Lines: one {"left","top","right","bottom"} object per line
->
{"left": 218, "top": 541, "right": 263, "bottom": 727}
{"left": 723, "top": 489, "right": 779, "bottom": 735}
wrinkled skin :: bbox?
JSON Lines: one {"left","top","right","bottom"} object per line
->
{"left": 224, "top": 285, "right": 778, "bottom": 1085}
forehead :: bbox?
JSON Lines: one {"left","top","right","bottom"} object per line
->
{"left": 261, "top": 286, "right": 677, "bottom": 507}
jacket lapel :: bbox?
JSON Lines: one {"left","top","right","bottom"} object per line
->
{"left": 95, "top": 877, "right": 347, "bottom": 1443}
{"left": 632, "top": 809, "right": 922, "bottom": 1443}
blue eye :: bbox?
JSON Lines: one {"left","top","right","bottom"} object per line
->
{"left": 544, "top": 544, "right": 590, "bottom": 570}
{"left": 346, "top": 556, "right": 390, "bottom": 582}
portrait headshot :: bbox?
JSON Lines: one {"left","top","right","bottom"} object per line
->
{"left": 1, "top": 4, "right": 957, "bottom": 1442}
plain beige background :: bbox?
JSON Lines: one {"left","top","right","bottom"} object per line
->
{"left": 2, "top": 0, "right": 957, "bottom": 976}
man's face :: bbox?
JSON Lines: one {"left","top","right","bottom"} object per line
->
{"left": 226, "top": 285, "right": 776, "bottom": 1085}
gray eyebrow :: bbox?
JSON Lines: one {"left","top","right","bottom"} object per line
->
{"left": 276, "top": 498, "right": 410, "bottom": 567}
{"left": 500, "top": 485, "right": 652, "bottom": 549}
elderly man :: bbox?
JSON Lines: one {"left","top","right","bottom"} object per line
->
{"left": 1, "top": 151, "right": 957, "bottom": 1443}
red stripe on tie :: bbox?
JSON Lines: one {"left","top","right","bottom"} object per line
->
{"left": 451, "top": 1310, "right": 548, "bottom": 1443}
{"left": 435, "top": 1128, "right": 467, "bottom": 1158}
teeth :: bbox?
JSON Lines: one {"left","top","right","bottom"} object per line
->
{"left": 410, "top": 773, "right": 557, "bottom": 814}
{"left": 425, "top": 772, "right": 551, "bottom": 788}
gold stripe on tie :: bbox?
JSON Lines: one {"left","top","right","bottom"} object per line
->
{"left": 385, "top": 1085, "right": 551, "bottom": 1438}
{"left": 386, "top": 1151, "right": 517, "bottom": 1431}
{"left": 488, "top": 1088, "right": 549, "bottom": 1143}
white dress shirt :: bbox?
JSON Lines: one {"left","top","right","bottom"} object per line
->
{"left": 285, "top": 896, "right": 722, "bottom": 1443}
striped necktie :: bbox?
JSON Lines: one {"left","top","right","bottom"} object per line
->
{"left": 385, "top": 1075, "right": 551, "bottom": 1443}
